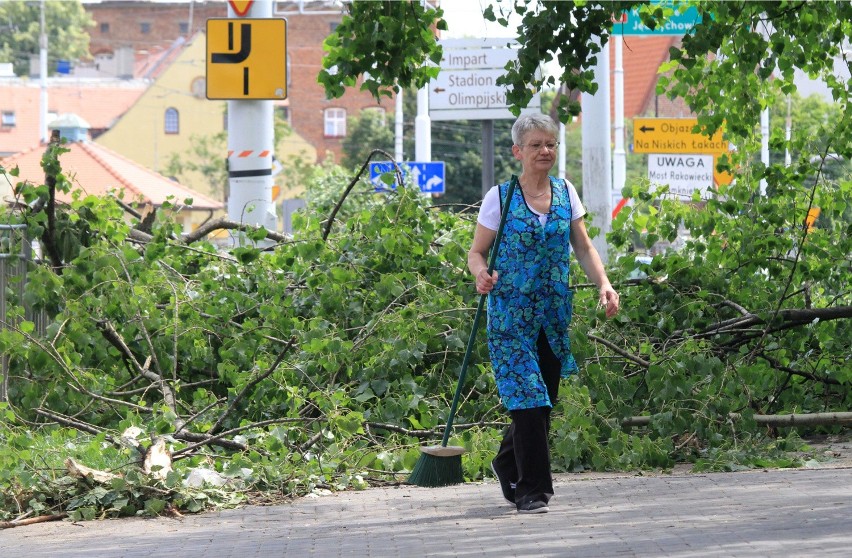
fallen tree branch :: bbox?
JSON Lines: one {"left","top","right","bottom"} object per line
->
{"left": 0, "top": 513, "right": 67, "bottom": 529}
{"left": 182, "top": 216, "right": 290, "bottom": 244}
{"left": 366, "top": 420, "right": 510, "bottom": 439}
{"left": 695, "top": 305, "right": 852, "bottom": 340}
{"left": 622, "top": 411, "right": 852, "bottom": 428}
{"left": 13, "top": 323, "right": 152, "bottom": 413}
{"left": 322, "top": 149, "right": 402, "bottom": 241}
{"left": 757, "top": 352, "right": 842, "bottom": 386}
{"left": 587, "top": 334, "right": 651, "bottom": 368}
{"left": 173, "top": 416, "right": 315, "bottom": 459}
{"left": 96, "top": 319, "right": 179, "bottom": 423}
{"left": 65, "top": 458, "right": 121, "bottom": 483}
{"left": 34, "top": 408, "right": 104, "bottom": 436}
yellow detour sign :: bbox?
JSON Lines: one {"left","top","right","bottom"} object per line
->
{"left": 206, "top": 18, "right": 287, "bottom": 100}
{"left": 634, "top": 117, "right": 732, "bottom": 187}
{"left": 633, "top": 118, "right": 728, "bottom": 154}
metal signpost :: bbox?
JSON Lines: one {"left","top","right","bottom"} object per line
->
{"left": 633, "top": 117, "right": 732, "bottom": 196}
{"left": 206, "top": 18, "right": 287, "bottom": 100}
{"left": 369, "top": 162, "right": 446, "bottom": 195}
{"left": 206, "top": 0, "right": 285, "bottom": 236}
{"left": 430, "top": 39, "right": 541, "bottom": 122}
{"left": 633, "top": 118, "right": 728, "bottom": 154}
{"left": 432, "top": 38, "right": 541, "bottom": 197}
{"left": 647, "top": 153, "right": 714, "bottom": 199}
{"left": 609, "top": 3, "right": 704, "bottom": 222}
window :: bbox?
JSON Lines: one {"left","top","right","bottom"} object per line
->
{"left": 140, "top": 22, "right": 151, "bottom": 34}
{"left": 100, "top": 22, "right": 110, "bottom": 34}
{"left": 324, "top": 108, "right": 346, "bottom": 138}
{"left": 329, "top": 22, "right": 340, "bottom": 33}
{"left": 164, "top": 108, "right": 179, "bottom": 134}
{"left": 1, "top": 111, "right": 15, "bottom": 127}
{"left": 179, "top": 22, "right": 189, "bottom": 34}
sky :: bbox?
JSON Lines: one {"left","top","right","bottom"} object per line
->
{"left": 438, "top": 0, "right": 522, "bottom": 40}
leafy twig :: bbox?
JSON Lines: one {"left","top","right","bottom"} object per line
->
{"left": 207, "top": 336, "right": 298, "bottom": 435}
{"left": 322, "top": 149, "right": 402, "bottom": 241}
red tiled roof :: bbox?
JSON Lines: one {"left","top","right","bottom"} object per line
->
{"left": 135, "top": 37, "right": 190, "bottom": 80}
{"left": 0, "top": 80, "right": 146, "bottom": 155}
{"left": 610, "top": 35, "right": 679, "bottom": 119}
{"left": 1, "top": 140, "right": 222, "bottom": 210}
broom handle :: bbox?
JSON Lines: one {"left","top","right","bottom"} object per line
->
{"left": 441, "top": 176, "right": 518, "bottom": 447}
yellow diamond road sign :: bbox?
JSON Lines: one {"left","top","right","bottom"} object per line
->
{"left": 633, "top": 118, "right": 728, "bottom": 154}
{"left": 206, "top": 18, "right": 287, "bottom": 100}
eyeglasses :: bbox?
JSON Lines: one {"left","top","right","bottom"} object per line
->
{"left": 521, "top": 141, "right": 560, "bottom": 152}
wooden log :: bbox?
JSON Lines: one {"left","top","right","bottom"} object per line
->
{"left": 622, "top": 412, "right": 852, "bottom": 428}
{"left": 0, "top": 513, "right": 67, "bottom": 529}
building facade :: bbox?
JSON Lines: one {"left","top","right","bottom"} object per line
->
{"left": 84, "top": 1, "right": 394, "bottom": 165}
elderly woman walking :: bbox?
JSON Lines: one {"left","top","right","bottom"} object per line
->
{"left": 468, "top": 113, "right": 620, "bottom": 514}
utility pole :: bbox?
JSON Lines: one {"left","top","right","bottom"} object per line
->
{"left": 395, "top": 87, "right": 404, "bottom": 162}
{"left": 225, "top": 1, "right": 277, "bottom": 237}
{"left": 39, "top": 0, "right": 48, "bottom": 144}
{"left": 416, "top": 86, "right": 431, "bottom": 162}
{"left": 481, "top": 120, "right": 494, "bottom": 197}
{"left": 581, "top": 40, "right": 613, "bottom": 263}
{"left": 613, "top": 35, "right": 626, "bottom": 213}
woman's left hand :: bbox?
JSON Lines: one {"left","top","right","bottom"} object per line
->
{"left": 599, "top": 287, "right": 620, "bottom": 318}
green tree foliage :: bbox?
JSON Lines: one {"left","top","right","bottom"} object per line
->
{"left": 0, "top": 0, "right": 93, "bottom": 77}
{"left": 165, "top": 107, "right": 295, "bottom": 198}
{"left": 318, "top": 1, "right": 446, "bottom": 100}
{"left": 342, "top": 110, "right": 394, "bottom": 169}
{"left": 0, "top": 0, "right": 850, "bottom": 521}
{"left": 342, "top": 89, "right": 520, "bottom": 207}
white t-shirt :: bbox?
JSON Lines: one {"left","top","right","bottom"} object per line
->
{"left": 476, "top": 179, "right": 586, "bottom": 230}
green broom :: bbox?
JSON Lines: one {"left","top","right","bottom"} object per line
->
{"left": 408, "top": 176, "right": 518, "bottom": 487}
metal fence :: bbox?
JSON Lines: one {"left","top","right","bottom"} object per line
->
{"left": 0, "top": 223, "right": 44, "bottom": 402}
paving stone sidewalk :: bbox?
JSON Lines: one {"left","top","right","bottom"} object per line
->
{"left": 3, "top": 462, "right": 851, "bottom": 558}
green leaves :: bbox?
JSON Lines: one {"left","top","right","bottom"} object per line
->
{"left": 318, "top": 1, "right": 446, "bottom": 101}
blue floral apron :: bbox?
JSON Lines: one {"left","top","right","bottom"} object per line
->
{"left": 487, "top": 176, "right": 578, "bottom": 411}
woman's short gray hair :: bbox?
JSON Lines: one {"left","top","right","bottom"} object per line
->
{"left": 511, "top": 113, "right": 559, "bottom": 146}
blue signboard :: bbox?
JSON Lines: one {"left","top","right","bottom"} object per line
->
{"left": 612, "top": 5, "right": 700, "bottom": 35}
{"left": 369, "top": 161, "right": 445, "bottom": 194}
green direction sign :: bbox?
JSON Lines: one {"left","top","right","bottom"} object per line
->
{"left": 612, "top": 5, "right": 700, "bottom": 36}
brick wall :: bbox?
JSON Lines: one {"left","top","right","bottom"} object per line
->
{"left": 284, "top": 7, "right": 392, "bottom": 163}
{"left": 85, "top": 1, "right": 393, "bottom": 163}
{"left": 86, "top": 1, "right": 225, "bottom": 53}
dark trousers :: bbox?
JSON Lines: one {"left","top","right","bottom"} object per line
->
{"left": 492, "top": 329, "right": 561, "bottom": 507}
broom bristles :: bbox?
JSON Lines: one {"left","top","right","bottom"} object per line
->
{"left": 407, "top": 445, "right": 466, "bottom": 487}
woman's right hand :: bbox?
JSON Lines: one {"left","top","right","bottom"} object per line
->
{"left": 476, "top": 269, "right": 498, "bottom": 294}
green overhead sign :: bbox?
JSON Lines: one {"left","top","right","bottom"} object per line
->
{"left": 612, "top": 6, "right": 701, "bottom": 36}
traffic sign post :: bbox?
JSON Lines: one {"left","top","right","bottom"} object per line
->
{"left": 206, "top": 18, "right": 287, "bottom": 100}
{"left": 633, "top": 118, "right": 728, "bottom": 154}
{"left": 647, "top": 153, "right": 714, "bottom": 199}
{"left": 218, "top": 1, "right": 278, "bottom": 238}
{"left": 430, "top": 39, "right": 541, "bottom": 122}
{"left": 633, "top": 118, "right": 733, "bottom": 189}
{"left": 369, "top": 162, "right": 446, "bottom": 195}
